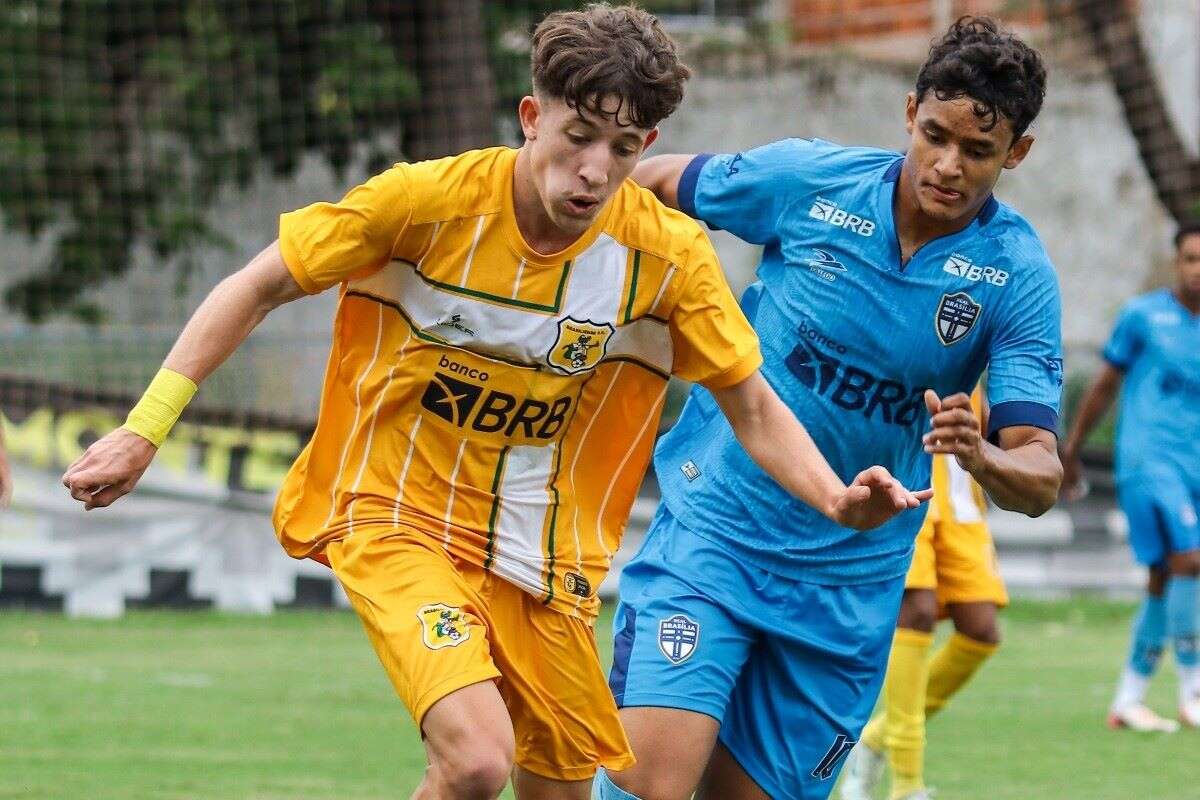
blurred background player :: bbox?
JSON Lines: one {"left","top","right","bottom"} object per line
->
{"left": 1062, "top": 222, "right": 1200, "bottom": 733}
{"left": 598, "top": 17, "right": 1061, "bottom": 800}
{"left": 844, "top": 389, "right": 1006, "bottom": 800}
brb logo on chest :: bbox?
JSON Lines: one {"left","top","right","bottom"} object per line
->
{"left": 785, "top": 320, "right": 924, "bottom": 426}
{"left": 943, "top": 253, "right": 1009, "bottom": 287}
{"left": 809, "top": 197, "right": 875, "bottom": 237}
{"left": 421, "top": 356, "right": 571, "bottom": 440}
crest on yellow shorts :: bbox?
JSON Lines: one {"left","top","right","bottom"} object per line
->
{"left": 417, "top": 603, "right": 471, "bottom": 650}
{"left": 546, "top": 317, "right": 613, "bottom": 375}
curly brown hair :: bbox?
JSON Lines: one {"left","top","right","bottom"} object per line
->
{"left": 531, "top": 4, "right": 691, "bottom": 130}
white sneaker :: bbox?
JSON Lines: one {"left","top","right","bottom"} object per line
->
{"left": 839, "top": 742, "right": 885, "bottom": 800}
{"left": 1107, "top": 703, "right": 1180, "bottom": 733}
{"left": 1179, "top": 697, "right": 1200, "bottom": 728}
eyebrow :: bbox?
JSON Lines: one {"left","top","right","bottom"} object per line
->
{"left": 567, "top": 116, "right": 644, "bottom": 143}
{"left": 923, "top": 120, "right": 998, "bottom": 151}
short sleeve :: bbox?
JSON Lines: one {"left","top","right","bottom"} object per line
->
{"left": 278, "top": 164, "right": 415, "bottom": 294}
{"left": 669, "top": 236, "right": 763, "bottom": 389}
{"left": 985, "top": 262, "right": 1064, "bottom": 440}
{"left": 1101, "top": 303, "right": 1144, "bottom": 371}
{"left": 680, "top": 139, "right": 818, "bottom": 245}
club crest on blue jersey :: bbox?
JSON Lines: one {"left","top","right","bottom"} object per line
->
{"left": 935, "top": 292, "right": 981, "bottom": 346}
{"left": 658, "top": 614, "right": 699, "bottom": 664}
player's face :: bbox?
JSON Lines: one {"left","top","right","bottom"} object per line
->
{"left": 1176, "top": 233, "right": 1200, "bottom": 298}
{"left": 903, "top": 93, "right": 1032, "bottom": 224}
{"left": 518, "top": 94, "right": 658, "bottom": 238}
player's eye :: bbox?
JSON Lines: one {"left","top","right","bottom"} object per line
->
{"left": 567, "top": 132, "right": 589, "bottom": 145}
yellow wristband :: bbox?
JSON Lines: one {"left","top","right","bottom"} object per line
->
{"left": 122, "top": 368, "right": 198, "bottom": 447}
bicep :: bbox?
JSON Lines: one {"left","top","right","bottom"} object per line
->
{"left": 240, "top": 241, "right": 308, "bottom": 309}
{"left": 710, "top": 370, "right": 769, "bottom": 429}
{"left": 632, "top": 154, "right": 698, "bottom": 210}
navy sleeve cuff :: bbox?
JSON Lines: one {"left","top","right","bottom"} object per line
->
{"left": 987, "top": 400, "right": 1059, "bottom": 443}
{"left": 677, "top": 153, "right": 714, "bottom": 221}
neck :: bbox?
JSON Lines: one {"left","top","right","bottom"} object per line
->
{"left": 894, "top": 160, "right": 981, "bottom": 260}
{"left": 512, "top": 147, "right": 584, "bottom": 255}
{"left": 1175, "top": 286, "right": 1200, "bottom": 315}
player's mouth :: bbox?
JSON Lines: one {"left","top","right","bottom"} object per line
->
{"left": 925, "top": 183, "right": 963, "bottom": 203}
{"left": 563, "top": 196, "right": 600, "bottom": 217}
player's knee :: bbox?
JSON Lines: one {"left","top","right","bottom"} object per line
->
{"left": 437, "top": 746, "right": 512, "bottom": 799}
{"left": 426, "top": 722, "right": 514, "bottom": 799}
{"left": 956, "top": 618, "right": 1001, "bottom": 646}
{"left": 899, "top": 591, "right": 938, "bottom": 632}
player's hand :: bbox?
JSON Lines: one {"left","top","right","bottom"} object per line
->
{"left": 61, "top": 427, "right": 158, "bottom": 511}
{"left": 828, "top": 465, "right": 933, "bottom": 531}
{"left": 0, "top": 445, "right": 12, "bottom": 509}
{"left": 923, "top": 389, "right": 984, "bottom": 473}
{"left": 1058, "top": 449, "right": 1088, "bottom": 502}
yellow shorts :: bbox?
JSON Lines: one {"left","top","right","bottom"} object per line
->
{"left": 325, "top": 527, "right": 634, "bottom": 782}
{"left": 905, "top": 511, "right": 1008, "bottom": 611}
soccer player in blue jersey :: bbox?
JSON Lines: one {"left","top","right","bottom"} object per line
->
{"left": 1062, "top": 223, "right": 1200, "bottom": 733}
{"left": 593, "top": 18, "right": 1063, "bottom": 800}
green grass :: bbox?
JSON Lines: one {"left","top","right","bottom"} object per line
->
{"left": 0, "top": 600, "right": 1193, "bottom": 799}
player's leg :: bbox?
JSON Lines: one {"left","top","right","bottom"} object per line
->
{"left": 326, "top": 532, "right": 513, "bottom": 799}
{"left": 599, "top": 506, "right": 758, "bottom": 800}
{"left": 1166, "top": 548, "right": 1200, "bottom": 725}
{"left": 849, "top": 516, "right": 938, "bottom": 800}
{"left": 695, "top": 741, "right": 770, "bottom": 800}
{"left": 482, "top": 572, "right": 633, "bottom": 800}
{"left": 417, "top": 683, "right": 516, "bottom": 800}
{"left": 707, "top": 574, "right": 906, "bottom": 800}
{"left": 1109, "top": 479, "right": 1178, "bottom": 731}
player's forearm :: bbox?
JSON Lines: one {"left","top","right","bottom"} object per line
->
{"left": 162, "top": 242, "right": 305, "bottom": 384}
{"left": 631, "top": 154, "right": 695, "bottom": 211}
{"left": 971, "top": 438, "right": 1062, "bottom": 516}
{"left": 714, "top": 375, "right": 845, "bottom": 518}
{"left": 1062, "top": 369, "right": 1120, "bottom": 459}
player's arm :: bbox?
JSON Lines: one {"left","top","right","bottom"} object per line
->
{"left": 62, "top": 243, "right": 305, "bottom": 510}
{"left": 713, "top": 372, "right": 932, "bottom": 531}
{"left": 0, "top": 414, "right": 12, "bottom": 508}
{"left": 631, "top": 154, "right": 697, "bottom": 211}
{"left": 1059, "top": 363, "right": 1123, "bottom": 499}
{"left": 923, "top": 389, "right": 1061, "bottom": 516}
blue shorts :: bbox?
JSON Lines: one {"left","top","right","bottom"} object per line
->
{"left": 1119, "top": 471, "right": 1200, "bottom": 566}
{"left": 609, "top": 505, "right": 905, "bottom": 800}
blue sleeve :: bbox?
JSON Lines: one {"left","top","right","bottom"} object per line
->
{"left": 985, "top": 260, "right": 1064, "bottom": 440}
{"left": 1101, "top": 304, "right": 1144, "bottom": 371}
{"left": 679, "top": 139, "right": 819, "bottom": 245}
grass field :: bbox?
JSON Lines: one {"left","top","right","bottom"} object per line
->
{"left": 1, "top": 599, "right": 1195, "bottom": 800}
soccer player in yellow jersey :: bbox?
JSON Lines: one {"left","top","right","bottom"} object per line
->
{"left": 62, "top": 6, "right": 928, "bottom": 798}
{"left": 843, "top": 390, "right": 1006, "bottom": 800}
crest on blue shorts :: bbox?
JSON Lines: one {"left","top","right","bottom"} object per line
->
{"left": 657, "top": 614, "right": 699, "bottom": 664}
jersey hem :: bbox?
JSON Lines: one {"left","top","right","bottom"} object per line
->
{"left": 614, "top": 692, "right": 725, "bottom": 724}
{"left": 277, "top": 220, "right": 322, "bottom": 295}
{"left": 696, "top": 349, "right": 763, "bottom": 390}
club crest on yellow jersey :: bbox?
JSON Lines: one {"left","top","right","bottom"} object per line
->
{"left": 547, "top": 317, "right": 613, "bottom": 375}
{"left": 417, "top": 603, "right": 471, "bottom": 650}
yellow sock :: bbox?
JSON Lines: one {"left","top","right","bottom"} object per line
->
{"left": 873, "top": 628, "right": 933, "bottom": 799}
{"left": 925, "top": 631, "right": 997, "bottom": 718}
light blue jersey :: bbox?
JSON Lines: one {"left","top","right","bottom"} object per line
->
{"left": 1103, "top": 289, "right": 1200, "bottom": 488}
{"left": 656, "top": 138, "right": 1064, "bottom": 584}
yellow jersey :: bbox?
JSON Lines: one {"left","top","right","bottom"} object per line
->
{"left": 927, "top": 388, "right": 988, "bottom": 526}
{"left": 272, "top": 147, "right": 761, "bottom": 620}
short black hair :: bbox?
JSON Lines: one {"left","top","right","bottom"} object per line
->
{"left": 1174, "top": 220, "right": 1200, "bottom": 249}
{"left": 916, "top": 16, "right": 1046, "bottom": 140}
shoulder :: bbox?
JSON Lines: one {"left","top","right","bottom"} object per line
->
{"left": 981, "top": 204, "right": 1057, "bottom": 287}
{"left": 705, "top": 137, "right": 898, "bottom": 181}
{"left": 401, "top": 147, "right": 512, "bottom": 224}
{"left": 605, "top": 181, "right": 715, "bottom": 270}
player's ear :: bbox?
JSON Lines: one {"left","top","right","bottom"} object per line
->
{"left": 904, "top": 92, "right": 918, "bottom": 136}
{"left": 640, "top": 127, "right": 659, "bottom": 155}
{"left": 1004, "top": 134, "right": 1033, "bottom": 170}
{"left": 518, "top": 95, "right": 541, "bottom": 142}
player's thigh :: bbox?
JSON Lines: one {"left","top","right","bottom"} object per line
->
{"left": 903, "top": 510, "right": 937, "bottom": 593}
{"left": 1118, "top": 475, "right": 1198, "bottom": 566}
{"left": 326, "top": 530, "right": 502, "bottom": 727}
{"left": 931, "top": 520, "right": 1008, "bottom": 611}
{"left": 718, "top": 576, "right": 905, "bottom": 800}
{"left": 485, "top": 579, "right": 633, "bottom": 783}
{"left": 696, "top": 740, "right": 772, "bottom": 800}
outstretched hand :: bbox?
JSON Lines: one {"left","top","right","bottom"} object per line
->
{"left": 828, "top": 465, "right": 933, "bottom": 531}
{"left": 62, "top": 427, "right": 158, "bottom": 511}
